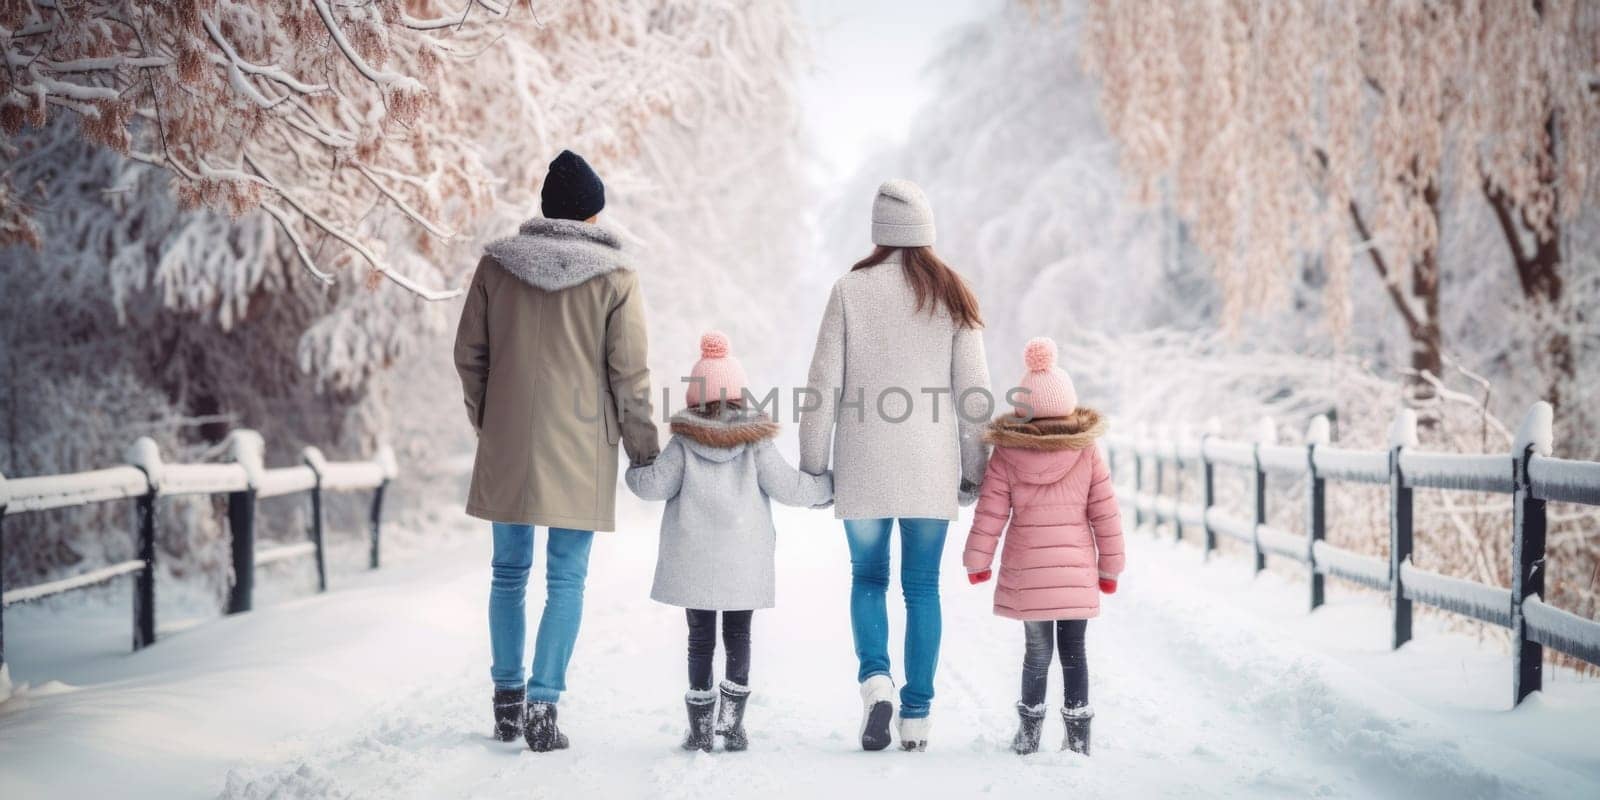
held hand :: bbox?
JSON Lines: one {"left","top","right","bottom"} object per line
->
{"left": 968, "top": 569, "right": 991, "bottom": 585}
{"left": 1098, "top": 577, "right": 1118, "bottom": 595}
{"left": 957, "top": 480, "right": 980, "bottom": 507}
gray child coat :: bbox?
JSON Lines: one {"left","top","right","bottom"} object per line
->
{"left": 626, "top": 405, "right": 832, "bottom": 611}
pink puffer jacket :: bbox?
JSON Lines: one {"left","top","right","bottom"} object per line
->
{"left": 963, "top": 408, "right": 1124, "bottom": 621}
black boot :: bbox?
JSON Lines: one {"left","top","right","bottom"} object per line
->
{"left": 1062, "top": 706, "right": 1092, "bottom": 755}
{"left": 492, "top": 688, "right": 524, "bottom": 742}
{"left": 715, "top": 681, "right": 751, "bottom": 752}
{"left": 682, "top": 691, "right": 716, "bottom": 752}
{"left": 1011, "top": 703, "right": 1046, "bottom": 755}
{"left": 524, "top": 701, "right": 569, "bottom": 752}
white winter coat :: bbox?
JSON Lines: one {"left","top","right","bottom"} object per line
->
{"left": 799, "top": 252, "right": 992, "bottom": 520}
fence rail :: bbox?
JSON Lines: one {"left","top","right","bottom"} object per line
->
{"left": 0, "top": 430, "right": 396, "bottom": 671}
{"left": 1105, "top": 401, "right": 1600, "bottom": 708}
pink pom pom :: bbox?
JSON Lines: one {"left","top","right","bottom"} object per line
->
{"left": 700, "top": 331, "right": 730, "bottom": 359}
{"left": 1023, "top": 337, "right": 1057, "bottom": 372}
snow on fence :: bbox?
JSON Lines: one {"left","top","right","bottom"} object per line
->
{"left": 0, "top": 430, "right": 396, "bottom": 671}
{"left": 1105, "top": 401, "right": 1600, "bottom": 708}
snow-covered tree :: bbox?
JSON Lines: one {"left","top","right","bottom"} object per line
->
{"left": 1, "top": 1, "right": 809, "bottom": 591}
{"left": 836, "top": 0, "right": 1597, "bottom": 645}
{"left": 1076, "top": 0, "right": 1600, "bottom": 408}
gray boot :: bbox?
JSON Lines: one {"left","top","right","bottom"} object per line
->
{"left": 492, "top": 688, "right": 524, "bottom": 742}
{"left": 524, "top": 701, "right": 569, "bottom": 752}
{"left": 1062, "top": 706, "right": 1092, "bottom": 755}
{"left": 682, "top": 690, "right": 717, "bottom": 752}
{"left": 715, "top": 681, "right": 751, "bottom": 752}
{"left": 1011, "top": 703, "right": 1046, "bottom": 755}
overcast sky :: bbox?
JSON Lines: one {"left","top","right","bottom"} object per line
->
{"left": 795, "top": 0, "right": 1000, "bottom": 184}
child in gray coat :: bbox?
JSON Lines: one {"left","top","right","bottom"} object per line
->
{"left": 625, "top": 332, "right": 832, "bottom": 752}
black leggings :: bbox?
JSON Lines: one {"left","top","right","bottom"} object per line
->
{"left": 1021, "top": 619, "right": 1088, "bottom": 709}
{"left": 687, "top": 609, "right": 753, "bottom": 691}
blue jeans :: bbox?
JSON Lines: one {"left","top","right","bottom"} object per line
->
{"left": 844, "top": 517, "right": 949, "bottom": 719}
{"left": 489, "top": 523, "right": 594, "bottom": 703}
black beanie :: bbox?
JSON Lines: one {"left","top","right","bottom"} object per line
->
{"left": 540, "top": 150, "right": 606, "bottom": 221}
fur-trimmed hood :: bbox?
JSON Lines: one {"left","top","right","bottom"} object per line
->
{"left": 983, "top": 407, "right": 1107, "bottom": 452}
{"left": 670, "top": 406, "right": 779, "bottom": 461}
{"left": 483, "top": 217, "right": 628, "bottom": 291}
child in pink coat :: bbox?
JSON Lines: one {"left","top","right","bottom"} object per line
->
{"left": 964, "top": 337, "right": 1124, "bottom": 756}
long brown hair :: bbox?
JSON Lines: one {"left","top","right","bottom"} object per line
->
{"left": 851, "top": 246, "right": 984, "bottom": 329}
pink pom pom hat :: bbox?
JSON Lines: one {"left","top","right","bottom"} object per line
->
{"left": 1013, "top": 337, "right": 1077, "bottom": 419}
{"left": 685, "top": 330, "right": 750, "bottom": 407}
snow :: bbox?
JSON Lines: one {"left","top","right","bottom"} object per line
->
{"left": 0, "top": 560, "right": 144, "bottom": 607}
{"left": 1311, "top": 541, "right": 1390, "bottom": 592}
{"left": 1, "top": 466, "right": 148, "bottom": 513}
{"left": 252, "top": 542, "right": 318, "bottom": 567}
{"left": 1523, "top": 597, "right": 1600, "bottom": 666}
{"left": 158, "top": 463, "right": 251, "bottom": 497}
{"left": 1398, "top": 451, "right": 1514, "bottom": 493}
{"left": 254, "top": 466, "right": 318, "bottom": 499}
{"left": 1256, "top": 444, "right": 1309, "bottom": 477}
{"left": 1204, "top": 509, "right": 1255, "bottom": 544}
{"left": 1514, "top": 402, "right": 1554, "bottom": 458}
{"left": 1527, "top": 455, "right": 1600, "bottom": 505}
{"left": 314, "top": 461, "right": 386, "bottom": 492}
{"left": 1254, "top": 524, "right": 1307, "bottom": 564}
{"left": 1176, "top": 502, "right": 1207, "bottom": 530}
{"left": 1388, "top": 409, "right": 1420, "bottom": 449}
{"left": 228, "top": 430, "right": 266, "bottom": 490}
{"left": 1200, "top": 439, "right": 1255, "bottom": 470}
{"left": 1399, "top": 560, "right": 1514, "bottom": 629}
{"left": 6, "top": 501, "right": 1596, "bottom": 799}
{"left": 1311, "top": 446, "right": 1390, "bottom": 485}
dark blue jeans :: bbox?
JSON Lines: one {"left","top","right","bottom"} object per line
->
{"left": 844, "top": 517, "right": 949, "bottom": 719}
{"left": 489, "top": 523, "right": 594, "bottom": 703}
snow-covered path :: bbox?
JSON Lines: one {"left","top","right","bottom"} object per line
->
{"left": 3, "top": 500, "right": 1599, "bottom": 799}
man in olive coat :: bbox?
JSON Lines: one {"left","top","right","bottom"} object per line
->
{"left": 454, "top": 150, "right": 658, "bottom": 752}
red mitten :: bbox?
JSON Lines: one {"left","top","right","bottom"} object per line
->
{"left": 1098, "top": 577, "right": 1118, "bottom": 594}
{"left": 968, "top": 569, "right": 992, "bottom": 585}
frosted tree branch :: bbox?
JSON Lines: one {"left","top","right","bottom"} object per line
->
{"left": 243, "top": 152, "right": 462, "bottom": 301}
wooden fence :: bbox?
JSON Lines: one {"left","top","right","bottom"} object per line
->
{"left": 0, "top": 429, "right": 396, "bottom": 671}
{"left": 1104, "top": 401, "right": 1600, "bottom": 707}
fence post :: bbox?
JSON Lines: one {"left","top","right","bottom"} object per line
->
{"left": 1305, "top": 416, "right": 1330, "bottom": 612}
{"left": 1133, "top": 434, "right": 1145, "bottom": 532}
{"left": 1172, "top": 427, "right": 1186, "bottom": 543}
{"left": 226, "top": 491, "right": 256, "bottom": 614}
{"left": 126, "top": 438, "right": 163, "bottom": 651}
{"left": 1, "top": 473, "right": 8, "bottom": 671}
{"left": 301, "top": 448, "right": 329, "bottom": 593}
{"left": 1152, "top": 426, "right": 1166, "bottom": 539}
{"left": 1388, "top": 409, "right": 1418, "bottom": 650}
{"left": 371, "top": 444, "right": 398, "bottom": 570}
{"left": 1200, "top": 433, "right": 1216, "bottom": 562}
{"left": 1511, "top": 402, "right": 1552, "bottom": 705}
{"left": 1250, "top": 418, "right": 1274, "bottom": 575}
{"left": 226, "top": 431, "right": 265, "bottom": 615}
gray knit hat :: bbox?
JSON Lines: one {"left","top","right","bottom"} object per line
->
{"left": 871, "top": 179, "right": 936, "bottom": 247}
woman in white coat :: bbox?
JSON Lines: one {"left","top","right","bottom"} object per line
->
{"left": 799, "top": 179, "right": 991, "bottom": 752}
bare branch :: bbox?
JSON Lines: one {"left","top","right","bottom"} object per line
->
{"left": 244, "top": 152, "right": 462, "bottom": 301}
{"left": 310, "top": 0, "right": 425, "bottom": 90}
{"left": 354, "top": 163, "right": 456, "bottom": 239}
{"left": 201, "top": 15, "right": 327, "bottom": 95}
{"left": 259, "top": 201, "right": 336, "bottom": 285}
{"left": 1345, "top": 196, "right": 1426, "bottom": 340}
